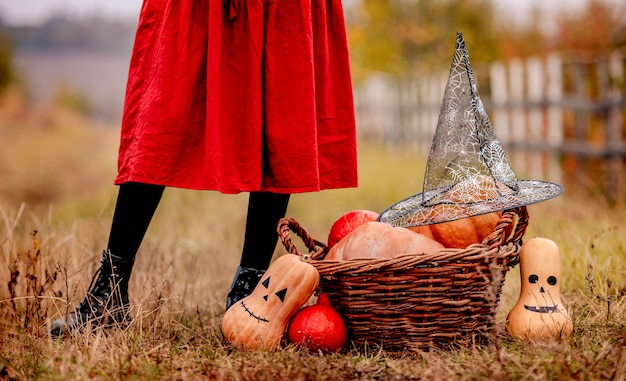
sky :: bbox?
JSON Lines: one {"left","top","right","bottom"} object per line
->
{"left": 0, "top": 0, "right": 599, "bottom": 27}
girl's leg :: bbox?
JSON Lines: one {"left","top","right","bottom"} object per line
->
{"left": 106, "top": 181, "right": 166, "bottom": 276}
{"left": 49, "top": 182, "right": 164, "bottom": 336}
{"left": 225, "top": 191, "right": 290, "bottom": 309}
{"left": 240, "top": 191, "right": 291, "bottom": 269}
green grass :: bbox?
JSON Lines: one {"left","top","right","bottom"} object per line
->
{"left": 0, "top": 106, "right": 625, "bottom": 380}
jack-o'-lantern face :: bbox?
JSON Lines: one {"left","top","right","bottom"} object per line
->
{"left": 523, "top": 273, "right": 559, "bottom": 313}
{"left": 241, "top": 276, "right": 288, "bottom": 323}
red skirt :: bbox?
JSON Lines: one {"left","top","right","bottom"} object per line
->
{"left": 115, "top": 0, "right": 358, "bottom": 194}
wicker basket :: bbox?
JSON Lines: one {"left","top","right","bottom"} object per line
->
{"left": 278, "top": 206, "right": 528, "bottom": 352}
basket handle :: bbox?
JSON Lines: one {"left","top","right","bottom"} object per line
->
{"left": 483, "top": 206, "right": 529, "bottom": 249}
{"left": 278, "top": 218, "right": 328, "bottom": 261}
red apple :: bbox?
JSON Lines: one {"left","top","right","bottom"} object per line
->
{"left": 287, "top": 294, "right": 347, "bottom": 352}
{"left": 327, "top": 210, "right": 379, "bottom": 249}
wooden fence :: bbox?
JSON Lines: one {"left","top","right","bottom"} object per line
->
{"left": 354, "top": 50, "right": 626, "bottom": 200}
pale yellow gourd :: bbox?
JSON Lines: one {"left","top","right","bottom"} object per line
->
{"left": 506, "top": 237, "right": 573, "bottom": 339}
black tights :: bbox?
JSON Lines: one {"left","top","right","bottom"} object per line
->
{"left": 107, "top": 182, "right": 290, "bottom": 270}
{"left": 240, "top": 191, "right": 290, "bottom": 269}
{"left": 107, "top": 182, "right": 164, "bottom": 263}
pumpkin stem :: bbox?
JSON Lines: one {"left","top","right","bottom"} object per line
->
{"left": 300, "top": 252, "right": 312, "bottom": 262}
{"left": 317, "top": 293, "right": 332, "bottom": 306}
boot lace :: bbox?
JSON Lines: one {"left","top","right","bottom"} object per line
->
{"left": 75, "top": 250, "right": 130, "bottom": 323}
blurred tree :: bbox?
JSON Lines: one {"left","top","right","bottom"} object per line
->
{"left": 346, "top": 0, "right": 626, "bottom": 81}
{"left": 53, "top": 82, "right": 92, "bottom": 116}
{"left": 0, "top": 30, "right": 15, "bottom": 94}
{"left": 495, "top": 5, "right": 551, "bottom": 61}
{"left": 346, "top": 0, "right": 500, "bottom": 81}
{"left": 552, "top": 0, "right": 626, "bottom": 54}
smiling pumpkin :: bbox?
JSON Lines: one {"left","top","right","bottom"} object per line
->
{"left": 221, "top": 254, "right": 319, "bottom": 350}
{"left": 506, "top": 237, "right": 573, "bottom": 339}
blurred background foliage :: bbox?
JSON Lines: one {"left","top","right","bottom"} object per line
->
{"left": 345, "top": 0, "right": 626, "bottom": 81}
{"left": 346, "top": 0, "right": 500, "bottom": 79}
{"left": 0, "top": 30, "right": 14, "bottom": 92}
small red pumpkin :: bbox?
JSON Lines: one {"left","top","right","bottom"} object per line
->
{"left": 327, "top": 210, "right": 379, "bottom": 249}
{"left": 287, "top": 293, "right": 347, "bottom": 352}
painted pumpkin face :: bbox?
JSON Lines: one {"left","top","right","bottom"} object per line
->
{"left": 523, "top": 272, "right": 560, "bottom": 313}
{"left": 506, "top": 237, "right": 573, "bottom": 339}
{"left": 241, "top": 276, "right": 288, "bottom": 323}
{"left": 221, "top": 254, "right": 320, "bottom": 350}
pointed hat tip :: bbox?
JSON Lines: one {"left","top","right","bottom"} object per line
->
{"left": 453, "top": 32, "right": 470, "bottom": 65}
{"left": 455, "top": 31, "right": 465, "bottom": 46}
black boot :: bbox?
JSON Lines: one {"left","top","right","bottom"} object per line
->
{"left": 49, "top": 250, "right": 133, "bottom": 337}
{"left": 225, "top": 266, "right": 265, "bottom": 310}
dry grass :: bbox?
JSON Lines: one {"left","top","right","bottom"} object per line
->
{"left": 0, "top": 100, "right": 625, "bottom": 380}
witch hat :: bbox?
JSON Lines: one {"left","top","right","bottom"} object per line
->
{"left": 378, "top": 32, "right": 563, "bottom": 227}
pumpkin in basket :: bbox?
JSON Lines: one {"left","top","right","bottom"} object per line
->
{"left": 221, "top": 254, "right": 320, "bottom": 350}
{"left": 405, "top": 175, "right": 517, "bottom": 248}
{"left": 409, "top": 211, "right": 503, "bottom": 249}
{"left": 327, "top": 209, "right": 379, "bottom": 249}
{"left": 325, "top": 221, "right": 444, "bottom": 260}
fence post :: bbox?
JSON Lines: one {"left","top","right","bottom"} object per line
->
{"left": 606, "top": 52, "right": 624, "bottom": 200}
{"left": 546, "top": 53, "right": 564, "bottom": 184}
{"left": 407, "top": 78, "right": 420, "bottom": 151}
{"left": 490, "top": 61, "right": 510, "bottom": 145}
{"left": 360, "top": 72, "right": 396, "bottom": 143}
{"left": 572, "top": 60, "right": 589, "bottom": 179}
{"left": 508, "top": 58, "right": 527, "bottom": 175}
{"left": 526, "top": 56, "right": 544, "bottom": 180}
{"left": 417, "top": 76, "right": 433, "bottom": 152}
{"left": 419, "top": 74, "right": 444, "bottom": 152}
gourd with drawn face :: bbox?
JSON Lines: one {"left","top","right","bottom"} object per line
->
{"left": 221, "top": 254, "right": 320, "bottom": 350}
{"left": 506, "top": 237, "right": 573, "bottom": 339}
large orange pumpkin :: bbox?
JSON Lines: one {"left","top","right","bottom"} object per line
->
{"left": 325, "top": 221, "right": 444, "bottom": 261}
{"left": 407, "top": 175, "right": 514, "bottom": 248}
{"left": 409, "top": 211, "right": 503, "bottom": 249}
